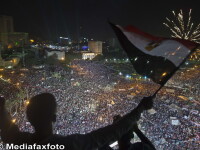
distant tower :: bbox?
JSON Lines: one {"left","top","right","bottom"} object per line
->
{"left": 79, "top": 25, "right": 83, "bottom": 41}
{"left": 108, "top": 38, "right": 121, "bottom": 52}
{"left": 0, "top": 15, "right": 28, "bottom": 49}
{"left": 0, "top": 15, "right": 14, "bottom": 33}
{"left": 0, "top": 44, "right": 2, "bottom": 58}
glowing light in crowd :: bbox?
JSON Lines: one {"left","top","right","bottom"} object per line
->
{"left": 11, "top": 119, "right": 16, "bottom": 123}
{"left": 29, "top": 39, "right": 34, "bottom": 43}
{"left": 163, "top": 9, "right": 200, "bottom": 43}
{"left": 162, "top": 72, "right": 167, "bottom": 77}
{"left": 126, "top": 75, "right": 131, "bottom": 79}
{"left": 25, "top": 100, "right": 30, "bottom": 106}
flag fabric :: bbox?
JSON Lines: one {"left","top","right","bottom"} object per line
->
{"left": 110, "top": 23, "right": 199, "bottom": 85}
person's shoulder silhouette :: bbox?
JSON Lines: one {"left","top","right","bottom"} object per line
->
{"left": 0, "top": 93, "right": 57, "bottom": 144}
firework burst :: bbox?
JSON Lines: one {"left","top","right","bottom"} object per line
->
{"left": 163, "top": 9, "right": 200, "bottom": 44}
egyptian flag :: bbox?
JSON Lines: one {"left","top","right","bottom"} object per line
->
{"left": 110, "top": 23, "right": 199, "bottom": 85}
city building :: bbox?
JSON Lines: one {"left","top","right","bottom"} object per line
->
{"left": 0, "top": 32, "right": 28, "bottom": 48}
{"left": 0, "top": 57, "right": 20, "bottom": 68}
{"left": 88, "top": 41, "right": 102, "bottom": 54}
{"left": 0, "top": 15, "right": 28, "bottom": 49}
{"left": 82, "top": 52, "right": 97, "bottom": 60}
{"left": 108, "top": 38, "right": 121, "bottom": 52}
{"left": 45, "top": 49, "right": 65, "bottom": 61}
{"left": 59, "top": 37, "right": 72, "bottom": 45}
{"left": 109, "top": 38, "right": 118, "bottom": 48}
{"left": 0, "top": 15, "right": 14, "bottom": 33}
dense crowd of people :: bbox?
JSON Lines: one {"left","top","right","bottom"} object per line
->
{"left": 0, "top": 60, "right": 199, "bottom": 149}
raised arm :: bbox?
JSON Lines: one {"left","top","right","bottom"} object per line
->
{"left": 84, "top": 96, "right": 154, "bottom": 149}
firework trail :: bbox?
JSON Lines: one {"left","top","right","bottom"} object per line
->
{"left": 163, "top": 9, "right": 200, "bottom": 44}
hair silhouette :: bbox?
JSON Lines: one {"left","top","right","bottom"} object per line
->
{"left": 27, "top": 93, "right": 57, "bottom": 127}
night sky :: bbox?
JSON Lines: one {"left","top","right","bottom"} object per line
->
{"left": 1, "top": 0, "right": 199, "bottom": 41}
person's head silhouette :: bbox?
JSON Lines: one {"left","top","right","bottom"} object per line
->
{"left": 26, "top": 93, "right": 57, "bottom": 138}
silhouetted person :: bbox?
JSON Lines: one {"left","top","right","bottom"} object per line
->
{"left": 0, "top": 93, "right": 154, "bottom": 150}
{"left": 0, "top": 93, "right": 56, "bottom": 144}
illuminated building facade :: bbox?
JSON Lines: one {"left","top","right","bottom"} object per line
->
{"left": 45, "top": 50, "right": 65, "bottom": 61}
{"left": 82, "top": 52, "right": 97, "bottom": 60}
{"left": 0, "top": 57, "right": 20, "bottom": 68}
{"left": 88, "top": 41, "right": 102, "bottom": 54}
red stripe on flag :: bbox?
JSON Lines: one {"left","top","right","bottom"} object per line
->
{"left": 124, "top": 25, "right": 198, "bottom": 49}
{"left": 124, "top": 25, "right": 162, "bottom": 41}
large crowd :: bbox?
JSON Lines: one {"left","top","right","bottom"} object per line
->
{"left": 0, "top": 60, "right": 199, "bottom": 149}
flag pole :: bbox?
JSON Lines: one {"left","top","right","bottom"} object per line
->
{"left": 152, "top": 45, "right": 199, "bottom": 98}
